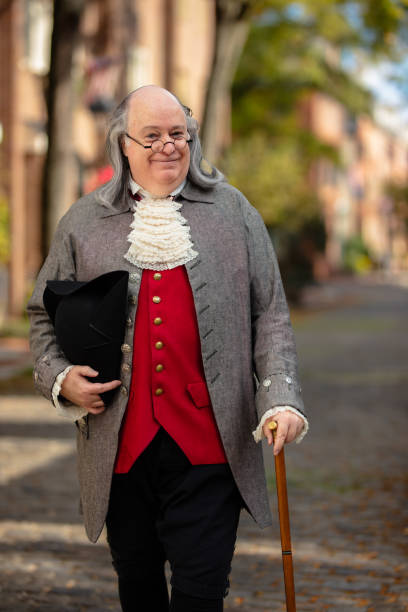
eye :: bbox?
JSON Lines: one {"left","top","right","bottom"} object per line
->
{"left": 146, "top": 133, "right": 159, "bottom": 140}
{"left": 172, "top": 131, "right": 184, "bottom": 138}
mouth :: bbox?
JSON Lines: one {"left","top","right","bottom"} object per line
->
{"left": 154, "top": 160, "right": 178, "bottom": 163}
{"left": 152, "top": 161, "right": 180, "bottom": 165}
{"left": 151, "top": 155, "right": 181, "bottom": 163}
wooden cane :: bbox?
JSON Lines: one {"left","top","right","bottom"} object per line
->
{"left": 268, "top": 420, "right": 296, "bottom": 612}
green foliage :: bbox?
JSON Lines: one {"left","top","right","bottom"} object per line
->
{"left": 231, "top": 5, "right": 378, "bottom": 135}
{"left": 230, "top": 0, "right": 408, "bottom": 139}
{"left": 361, "top": 0, "right": 407, "bottom": 54}
{"left": 247, "top": 1, "right": 407, "bottom": 54}
{"left": 222, "top": 133, "right": 327, "bottom": 298}
{"left": 223, "top": 133, "right": 322, "bottom": 229}
{"left": 342, "top": 235, "right": 375, "bottom": 273}
{"left": 0, "top": 192, "right": 10, "bottom": 265}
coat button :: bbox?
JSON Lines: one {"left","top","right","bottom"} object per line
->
{"left": 126, "top": 317, "right": 132, "bottom": 327}
{"left": 121, "top": 363, "right": 130, "bottom": 373}
{"left": 129, "top": 295, "right": 138, "bottom": 305}
{"left": 152, "top": 296, "right": 161, "bottom": 304}
{"left": 154, "top": 317, "right": 162, "bottom": 325}
{"left": 156, "top": 364, "right": 164, "bottom": 372}
{"left": 121, "top": 343, "right": 131, "bottom": 353}
{"left": 155, "top": 387, "right": 164, "bottom": 396}
{"left": 285, "top": 376, "right": 293, "bottom": 384}
{"left": 153, "top": 273, "right": 162, "bottom": 280}
{"left": 120, "top": 386, "right": 128, "bottom": 396}
{"left": 155, "top": 341, "right": 164, "bottom": 349}
{"left": 263, "top": 378, "right": 272, "bottom": 388}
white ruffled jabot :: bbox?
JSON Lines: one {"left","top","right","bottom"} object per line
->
{"left": 124, "top": 195, "right": 198, "bottom": 270}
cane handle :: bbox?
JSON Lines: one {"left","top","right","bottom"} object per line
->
{"left": 268, "top": 420, "right": 278, "bottom": 439}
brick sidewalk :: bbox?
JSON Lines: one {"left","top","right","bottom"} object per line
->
{"left": 1, "top": 277, "right": 407, "bottom": 611}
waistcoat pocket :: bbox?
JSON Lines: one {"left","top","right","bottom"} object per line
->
{"left": 186, "top": 382, "right": 211, "bottom": 409}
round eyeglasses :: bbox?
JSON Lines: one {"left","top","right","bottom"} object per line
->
{"left": 125, "top": 132, "right": 192, "bottom": 153}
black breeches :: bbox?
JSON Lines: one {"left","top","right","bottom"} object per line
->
{"left": 106, "top": 428, "right": 243, "bottom": 611}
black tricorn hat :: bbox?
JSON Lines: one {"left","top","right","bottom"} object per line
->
{"left": 43, "top": 270, "right": 129, "bottom": 405}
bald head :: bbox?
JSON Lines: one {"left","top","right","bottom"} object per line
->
{"left": 128, "top": 85, "right": 182, "bottom": 109}
{"left": 127, "top": 86, "right": 187, "bottom": 134}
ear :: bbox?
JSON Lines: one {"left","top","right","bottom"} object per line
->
{"left": 120, "top": 135, "right": 129, "bottom": 158}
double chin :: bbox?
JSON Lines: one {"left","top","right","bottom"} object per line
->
{"left": 147, "top": 171, "right": 185, "bottom": 195}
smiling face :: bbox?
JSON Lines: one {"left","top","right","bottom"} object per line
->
{"left": 122, "top": 87, "right": 190, "bottom": 197}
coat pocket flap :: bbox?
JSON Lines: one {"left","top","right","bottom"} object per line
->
{"left": 186, "top": 382, "right": 211, "bottom": 409}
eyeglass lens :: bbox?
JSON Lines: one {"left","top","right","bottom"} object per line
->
{"left": 151, "top": 138, "right": 188, "bottom": 153}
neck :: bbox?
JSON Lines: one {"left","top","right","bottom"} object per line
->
{"left": 129, "top": 175, "right": 186, "bottom": 199}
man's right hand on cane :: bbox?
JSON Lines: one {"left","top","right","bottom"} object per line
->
{"left": 60, "top": 365, "right": 122, "bottom": 414}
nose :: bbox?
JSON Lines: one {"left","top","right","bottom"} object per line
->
{"left": 162, "top": 141, "right": 176, "bottom": 154}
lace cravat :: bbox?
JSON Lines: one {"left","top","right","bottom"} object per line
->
{"left": 124, "top": 189, "right": 198, "bottom": 271}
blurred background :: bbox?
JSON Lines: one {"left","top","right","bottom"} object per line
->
{"left": 0, "top": 1, "right": 407, "bottom": 611}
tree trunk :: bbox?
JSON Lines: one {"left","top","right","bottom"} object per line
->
{"left": 201, "top": 1, "right": 253, "bottom": 163}
{"left": 42, "top": 0, "right": 85, "bottom": 254}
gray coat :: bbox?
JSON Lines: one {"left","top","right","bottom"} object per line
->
{"left": 27, "top": 179, "right": 305, "bottom": 543}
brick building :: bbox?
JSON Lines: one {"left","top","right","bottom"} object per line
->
{"left": 302, "top": 91, "right": 408, "bottom": 272}
{"left": 0, "top": 0, "right": 50, "bottom": 318}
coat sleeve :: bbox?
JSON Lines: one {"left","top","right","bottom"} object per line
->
{"left": 26, "top": 216, "right": 76, "bottom": 402}
{"left": 239, "top": 194, "right": 306, "bottom": 422}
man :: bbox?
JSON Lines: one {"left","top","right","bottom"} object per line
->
{"left": 28, "top": 86, "right": 308, "bottom": 612}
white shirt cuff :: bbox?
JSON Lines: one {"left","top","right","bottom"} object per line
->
{"left": 51, "top": 366, "right": 88, "bottom": 422}
{"left": 252, "top": 406, "right": 309, "bottom": 444}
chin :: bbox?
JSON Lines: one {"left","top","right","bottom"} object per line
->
{"left": 155, "top": 169, "right": 182, "bottom": 184}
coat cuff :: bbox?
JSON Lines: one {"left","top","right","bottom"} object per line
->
{"left": 255, "top": 371, "right": 305, "bottom": 420}
{"left": 252, "top": 406, "right": 309, "bottom": 444}
{"left": 33, "top": 353, "right": 72, "bottom": 402}
{"left": 51, "top": 366, "right": 88, "bottom": 422}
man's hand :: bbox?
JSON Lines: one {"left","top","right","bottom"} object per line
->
{"left": 263, "top": 411, "right": 304, "bottom": 456}
{"left": 60, "top": 365, "right": 122, "bottom": 414}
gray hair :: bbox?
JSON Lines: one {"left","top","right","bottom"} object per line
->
{"left": 98, "top": 89, "right": 223, "bottom": 206}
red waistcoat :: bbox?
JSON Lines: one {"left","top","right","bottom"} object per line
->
{"left": 114, "top": 266, "right": 227, "bottom": 473}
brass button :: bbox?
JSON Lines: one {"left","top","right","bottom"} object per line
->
{"left": 152, "top": 296, "right": 161, "bottom": 304}
{"left": 126, "top": 317, "right": 132, "bottom": 327}
{"left": 156, "top": 364, "right": 164, "bottom": 372}
{"left": 129, "top": 295, "right": 138, "bottom": 305}
{"left": 121, "top": 363, "right": 130, "bottom": 373}
{"left": 155, "top": 387, "right": 164, "bottom": 396}
{"left": 154, "top": 317, "right": 162, "bottom": 325}
{"left": 153, "top": 273, "right": 162, "bottom": 280}
{"left": 120, "top": 386, "right": 128, "bottom": 396}
{"left": 121, "top": 343, "right": 131, "bottom": 353}
{"left": 155, "top": 341, "right": 164, "bottom": 350}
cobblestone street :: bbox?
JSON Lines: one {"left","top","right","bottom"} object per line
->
{"left": 1, "top": 276, "right": 407, "bottom": 611}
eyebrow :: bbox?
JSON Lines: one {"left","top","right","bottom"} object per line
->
{"left": 141, "top": 124, "right": 186, "bottom": 131}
